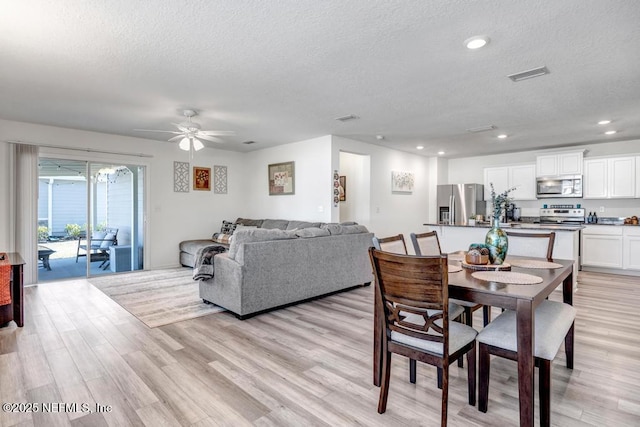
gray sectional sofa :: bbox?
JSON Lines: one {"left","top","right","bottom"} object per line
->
{"left": 181, "top": 218, "right": 374, "bottom": 319}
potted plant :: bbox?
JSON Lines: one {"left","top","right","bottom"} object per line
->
{"left": 468, "top": 215, "right": 476, "bottom": 226}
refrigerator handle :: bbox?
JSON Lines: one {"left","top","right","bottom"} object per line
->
{"left": 450, "top": 195, "right": 455, "bottom": 225}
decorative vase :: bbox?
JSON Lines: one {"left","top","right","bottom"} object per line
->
{"left": 485, "top": 216, "right": 508, "bottom": 264}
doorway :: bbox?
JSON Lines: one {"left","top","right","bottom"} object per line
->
{"left": 37, "top": 158, "right": 145, "bottom": 281}
{"left": 339, "top": 151, "right": 371, "bottom": 225}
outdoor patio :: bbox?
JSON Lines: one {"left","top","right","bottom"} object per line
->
{"left": 37, "top": 239, "right": 112, "bottom": 281}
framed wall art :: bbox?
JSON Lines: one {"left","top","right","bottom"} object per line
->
{"left": 391, "top": 170, "right": 415, "bottom": 193}
{"left": 173, "top": 161, "right": 189, "bottom": 192}
{"left": 339, "top": 176, "right": 346, "bottom": 201}
{"left": 268, "top": 161, "right": 295, "bottom": 195}
{"left": 213, "top": 165, "right": 227, "bottom": 194}
{"left": 193, "top": 166, "right": 211, "bottom": 191}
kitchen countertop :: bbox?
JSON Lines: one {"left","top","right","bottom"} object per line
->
{"left": 424, "top": 222, "right": 585, "bottom": 232}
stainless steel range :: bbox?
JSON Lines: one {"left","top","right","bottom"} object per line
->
{"left": 540, "top": 205, "right": 585, "bottom": 270}
{"left": 539, "top": 206, "right": 586, "bottom": 225}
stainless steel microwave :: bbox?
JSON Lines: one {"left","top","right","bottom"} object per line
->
{"left": 536, "top": 175, "right": 583, "bottom": 198}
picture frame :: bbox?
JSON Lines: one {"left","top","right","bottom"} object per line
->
{"left": 391, "top": 170, "right": 415, "bottom": 193}
{"left": 268, "top": 161, "right": 295, "bottom": 195}
{"left": 339, "top": 176, "right": 346, "bottom": 201}
{"left": 193, "top": 166, "right": 211, "bottom": 191}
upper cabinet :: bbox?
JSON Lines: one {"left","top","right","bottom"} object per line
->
{"left": 484, "top": 164, "right": 536, "bottom": 201}
{"left": 536, "top": 151, "right": 583, "bottom": 177}
{"left": 584, "top": 156, "right": 636, "bottom": 199}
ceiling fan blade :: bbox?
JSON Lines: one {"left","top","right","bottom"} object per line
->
{"left": 134, "top": 129, "right": 182, "bottom": 134}
{"left": 171, "top": 123, "right": 191, "bottom": 133}
{"left": 199, "top": 130, "right": 236, "bottom": 136}
{"left": 197, "top": 134, "right": 224, "bottom": 143}
{"left": 168, "top": 135, "right": 185, "bottom": 142}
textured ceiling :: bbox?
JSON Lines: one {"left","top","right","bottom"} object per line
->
{"left": 1, "top": 0, "right": 639, "bottom": 158}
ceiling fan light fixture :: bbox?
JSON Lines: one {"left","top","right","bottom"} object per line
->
{"left": 179, "top": 138, "right": 190, "bottom": 151}
{"left": 192, "top": 138, "right": 205, "bottom": 151}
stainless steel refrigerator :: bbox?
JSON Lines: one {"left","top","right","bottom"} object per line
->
{"left": 437, "top": 184, "right": 485, "bottom": 225}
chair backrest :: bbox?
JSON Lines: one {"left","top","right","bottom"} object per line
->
{"left": 410, "top": 231, "right": 442, "bottom": 256}
{"left": 505, "top": 231, "right": 555, "bottom": 261}
{"left": 369, "top": 248, "right": 450, "bottom": 351}
{"left": 372, "top": 234, "right": 408, "bottom": 254}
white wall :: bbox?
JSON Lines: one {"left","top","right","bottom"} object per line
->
{"left": 332, "top": 136, "right": 431, "bottom": 245}
{"left": 0, "top": 119, "right": 247, "bottom": 269}
{"left": 242, "top": 135, "right": 333, "bottom": 222}
{"left": 446, "top": 139, "right": 640, "bottom": 218}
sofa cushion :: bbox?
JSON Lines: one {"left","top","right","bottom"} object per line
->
{"left": 228, "top": 228, "right": 297, "bottom": 259}
{"left": 295, "top": 227, "right": 331, "bottom": 238}
{"left": 322, "top": 223, "right": 369, "bottom": 235}
{"left": 286, "top": 220, "right": 322, "bottom": 230}
{"left": 261, "top": 219, "right": 290, "bottom": 230}
{"left": 235, "top": 218, "right": 264, "bottom": 227}
{"left": 180, "top": 239, "right": 214, "bottom": 254}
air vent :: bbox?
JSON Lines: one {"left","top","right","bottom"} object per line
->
{"left": 467, "top": 125, "right": 496, "bottom": 133}
{"left": 508, "top": 66, "right": 550, "bottom": 82}
{"left": 242, "top": 140, "right": 256, "bottom": 145}
{"left": 335, "top": 114, "right": 359, "bottom": 122}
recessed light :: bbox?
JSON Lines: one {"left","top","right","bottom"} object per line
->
{"left": 376, "top": 135, "right": 384, "bottom": 140}
{"left": 497, "top": 134, "right": 508, "bottom": 139}
{"left": 605, "top": 130, "right": 617, "bottom": 135}
{"left": 464, "top": 35, "right": 490, "bottom": 50}
{"left": 416, "top": 145, "right": 424, "bottom": 150}
{"left": 437, "top": 151, "right": 445, "bottom": 155}
{"left": 598, "top": 120, "right": 611, "bottom": 125}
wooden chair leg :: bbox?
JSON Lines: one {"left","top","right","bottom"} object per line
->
{"left": 378, "top": 351, "right": 392, "bottom": 414}
{"left": 483, "top": 305, "right": 491, "bottom": 326}
{"left": 441, "top": 364, "right": 449, "bottom": 427}
{"left": 478, "top": 343, "right": 490, "bottom": 413}
{"left": 539, "top": 359, "right": 551, "bottom": 427}
{"left": 437, "top": 367, "right": 443, "bottom": 389}
{"left": 409, "top": 359, "right": 416, "bottom": 384}
{"left": 565, "top": 322, "right": 574, "bottom": 369}
{"left": 467, "top": 344, "right": 476, "bottom": 406}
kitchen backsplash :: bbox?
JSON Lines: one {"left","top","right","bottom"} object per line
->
{"left": 488, "top": 197, "right": 640, "bottom": 219}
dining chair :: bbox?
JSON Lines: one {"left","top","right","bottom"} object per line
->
{"left": 505, "top": 231, "right": 556, "bottom": 261}
{"left": 410, "top": 231, "right": 490, "bottom": 328}
{"left": 476, "top": 300, "right": 576, "bottom": 426}
{"left": 373, "top": 233, "right": 465, "bottom": 382}
{"left": 369, "top": 248, "right": 477, "bottom": 426}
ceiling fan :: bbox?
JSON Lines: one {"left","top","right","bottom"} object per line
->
{"left": 135, "top": 109, "right": 235, "bottom": 151}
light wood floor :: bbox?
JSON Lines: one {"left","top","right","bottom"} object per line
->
{"left": 1, "top": 271, "right": 640, "bottom": 426}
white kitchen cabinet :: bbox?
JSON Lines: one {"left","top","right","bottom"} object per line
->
{"left": 636, "top": 156, "right": 640, "bottom": 198}
{"left": 484, "top": 164, "right": 536, "bottom": 201}
{"left": 483, "top": 167, "right": 509, "bottom": 200}
{"left": 508, "top": 164, "right": 537, "bottom": 200}
{"left": 536, "top": 151, "right": 583, "bottom": 177}
{"left": 584, "top": 156, "right": 636, "bottom": 199}
{"left": 623, "top": 227, "right": 640, "bottom": 270}
{"left": 581, "top": 225, "right": 623, "bottom": 268}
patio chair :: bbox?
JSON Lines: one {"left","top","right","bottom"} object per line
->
{"left": 76, "top": 228, "right": 118, "bottom": 269}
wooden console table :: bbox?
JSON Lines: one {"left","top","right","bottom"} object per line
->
{"left": 0, "top": 252, "right": 25, "bottom": 327}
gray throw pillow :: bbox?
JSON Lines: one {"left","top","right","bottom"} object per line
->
{"left": 341, "top": 224, "right": 369, "bottom": 234}
{"left": 286, "top": 220, "right": 322, "bottom": 230}
{"left": 235, "top": 218, "right": 264, "bottom": 227}
{"left": 261, "top": 219, "right": 290, "bottom": 230}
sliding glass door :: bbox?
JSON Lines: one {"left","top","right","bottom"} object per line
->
{"left": 37, "top": 158, "right": 145, "bottom": 281}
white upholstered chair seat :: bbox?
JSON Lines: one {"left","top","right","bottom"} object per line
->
{"left": 392, "top": 313, "right": 478, "bottom": 356}
{"left": 477, "top": 300, "right": 576, "bottom": 360}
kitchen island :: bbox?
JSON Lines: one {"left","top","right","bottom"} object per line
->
{"left": 423, "top": 222, "right": 582, "bottom": 290}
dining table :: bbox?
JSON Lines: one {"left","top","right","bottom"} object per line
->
{"left": 372, "top": 253, "right": 574, "bottom": 427}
